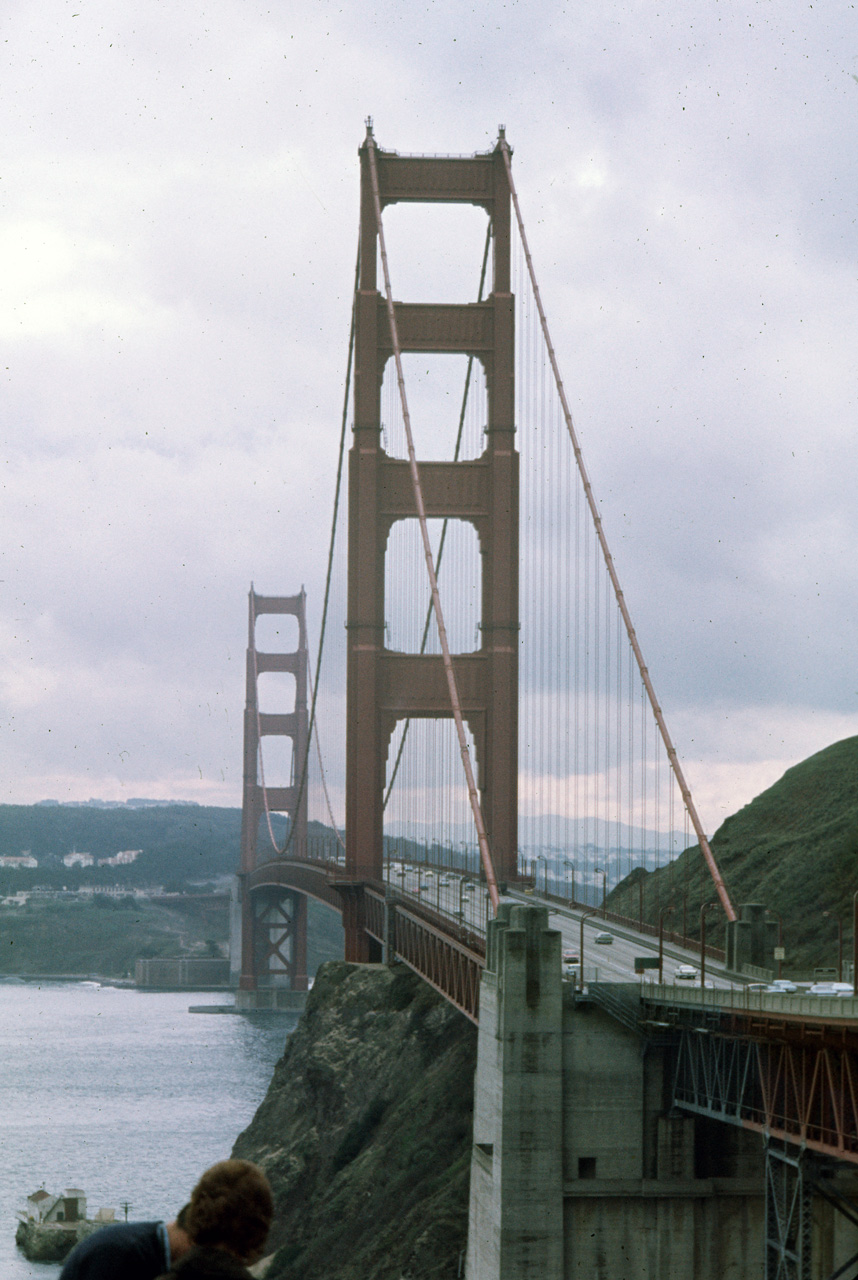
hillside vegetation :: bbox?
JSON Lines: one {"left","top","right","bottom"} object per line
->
{"left": 608, "top": 735, "right": 858, "bottom": 972}
{"left": 233, "top": 962, "right": 476, "bottom": 1280}
{"left": 0, "top": 803, "right": 344, "bottom": 976}
{"left": 0, "top": 804, "right": 274, "bottom": 892}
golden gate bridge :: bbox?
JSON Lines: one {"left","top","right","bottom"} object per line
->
{"left": 231, "top": 124, "right": 858, "bottom": 1279}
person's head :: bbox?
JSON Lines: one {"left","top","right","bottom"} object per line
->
{"left": 185, "top": 1160, "right": 273, "bottom": 1262}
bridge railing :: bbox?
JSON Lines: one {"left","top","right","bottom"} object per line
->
{"left": 643, "top": 981, "right": 858, "bottom": 1020}
{"left": 364, "top": 887, "right": 485, "bottom": 1024}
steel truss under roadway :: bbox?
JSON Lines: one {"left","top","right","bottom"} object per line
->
{"left": 663, "top": 1006, "right": 858, "bottom": 1164}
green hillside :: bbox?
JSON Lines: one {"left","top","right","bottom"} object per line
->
{"left": 0, "top": 803, "right": 345, "bottom": 976}
{"left": 607, "top": 735, "right": 858, "bottom": 973}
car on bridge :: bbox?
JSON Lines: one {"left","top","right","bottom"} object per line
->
{"left": 594, "top": 932, "right": 613, "bottom": 945}
{"left": 675, "top": 965, "right": 698, "bottom": 981}
{"left": 562, "top": 948, "right": 579, "bottom": 967}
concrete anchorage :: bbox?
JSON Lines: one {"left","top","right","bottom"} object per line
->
{"left": 467, "top": 903, "right": 766, "bottom": 1280}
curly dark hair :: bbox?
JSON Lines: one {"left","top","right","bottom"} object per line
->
{"left": 185, "top": 1160, "right": 273, "bottom": 1261}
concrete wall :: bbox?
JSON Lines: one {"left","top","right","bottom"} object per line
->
{"left": 467, "top": 903, "right": 765, "bottom": 1280}
{"left": 134, "top": 957, "right": 230, "bottom": 988}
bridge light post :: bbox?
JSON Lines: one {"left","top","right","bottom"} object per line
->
{"left": 823, "top": 910, "right": 844, "bottom": 983}
{"left": 658, "top": 906, "right": 674, "bottom": 982}
{"left": 699, "top": 902, "right": 718, "bottom": 990}
{"left": 458, "top": 876, "right": 468, "bottom": 925}
{"left": 594, "top": 865, "right": 607, "bottom": 917}
{"left": 638, "top": 877, "right": 643, "bottom": 929}
{"left": 767, "top": 908, "right": 784, "bottom": 980}
{"left": 579, "top": 909, "right": 599, "bottom": 992}
{"left": 563, "top": 860, "right": 575, "bottom": 905}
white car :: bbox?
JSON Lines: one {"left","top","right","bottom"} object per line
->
{"left": 675, "top": 965, "right": 698, "bottom": 981}
{"left": 594, "top": 932, "right": 613, "bottom": 945}
{"left": 767, "top": 980, "right": 798, "bottom": 993}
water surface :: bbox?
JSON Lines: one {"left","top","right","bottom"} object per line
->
{"left": 0, "top": 981, "right": 293, "bottom": 1279}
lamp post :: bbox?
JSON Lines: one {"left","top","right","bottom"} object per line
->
{"left": 579, "top": 909, "right": 599, "bottom": 992}
{"left": 699, "top": 902, "right": 718, "bottom": 990}
{"left": 594, "top": 865, "right": 607, "bottom": 917}
{"left": 767, "top": 908, "right": 784, "bottom": 980}
{"left": 658, "top": 905, "right": 674, "bottom": 982}
{"left": 563, "top": 860, "right": 575, "bottom": 905}
{"left": 824, "top": 910, "right": 844, "bottom": 983}
{"left": 458, "top": 877, "right": 469, "bottom": 926}
{"left": 638, "top": 877, "right": 643, "bottom": 929}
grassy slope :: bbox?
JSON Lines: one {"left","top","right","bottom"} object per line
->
{"left": 0, "top": 896, "right": 229, "bottom": 976}
{"left": 608, "top": 734, "right": 858, "bottom": 971}
{"left": 0, "top": 895, "right": 343, "bottom": 978}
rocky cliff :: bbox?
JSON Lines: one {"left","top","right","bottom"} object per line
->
{"left": 233, "top": 961, "right": 477, "bottom": 1280}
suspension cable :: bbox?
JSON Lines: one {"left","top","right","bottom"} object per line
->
{"left": 257, "top": 237, "right": 360, "bottom": 857}
{"left": 366, "top": 130, "right": 500, "bottom": 913}
{"left": 382, "top": 220, "right": 492, "bottom": 811}
{"left": 499, "top": 137, "right": 736, "bottom": 923}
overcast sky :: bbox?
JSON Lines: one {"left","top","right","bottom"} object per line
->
{"left": 1, "top": 0, "right": 856, "bottom": 831}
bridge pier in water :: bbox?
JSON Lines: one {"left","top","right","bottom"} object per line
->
{"left": 467, "top": 904, "right": 767, "bottom": 1279}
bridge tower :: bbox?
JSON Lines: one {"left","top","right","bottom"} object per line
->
{"left": 237, "top": 588, "right": 309, "bottom": 994}
{"left": 344, "top": 128, "right": 518, "bottom": 959}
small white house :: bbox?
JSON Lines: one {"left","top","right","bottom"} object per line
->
{"left": 97, "top": 849, "right": 142, "bottom": 867}
{"left": 26, "top": 1190, "right": 54, "bottom": 1221}
{"left": 26, "top": 1188, "right": 87, "bottom": 1223}
{"left": 63, "top": 852, "right": 94, "bottom": 868}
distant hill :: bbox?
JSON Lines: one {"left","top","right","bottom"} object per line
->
{"left": 0, "top": 804, "right": 283, "bottom": 892}
{"left": 0, "top": 803, "right": 345, "bottom": 976}
{"left": 607, "top": 735, "right": 858, "bottom": 972}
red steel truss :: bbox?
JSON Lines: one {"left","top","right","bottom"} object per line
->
{"left": 666, "top": 1006, "right": 858, "bottom": 1165}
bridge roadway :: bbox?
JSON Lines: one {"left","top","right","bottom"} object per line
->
{"left": 389, "top": 869, "right": 858, "bottom": 1168}
{"left": 251, "top": 852, "right": 858, "bottom": 1164}
{"left": 382, "top": 861, "right": 736, "bottom": 989}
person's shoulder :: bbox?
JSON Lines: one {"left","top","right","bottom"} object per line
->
{"left": 60, "top": 1221, "right": 165, "bottom": 1278}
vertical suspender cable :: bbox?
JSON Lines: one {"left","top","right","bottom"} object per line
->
{"left": 366, "top": 133, "right": 500, "bottom": 913}
{"left": 498, "top": 138, "right": 736, "bottom": 924}
{"left": 383, "top": 223, "right": 492, "bottom": 811}
{"left": 258, "top": 239, "right": 360, "bottom": 858}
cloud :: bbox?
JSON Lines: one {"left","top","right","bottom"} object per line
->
{"left": 0, "top": 0, "right": 855, "bottom": 830}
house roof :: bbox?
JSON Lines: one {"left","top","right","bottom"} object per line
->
{"left": 28, "top": 1190, "right": 51, "bottom": 1202}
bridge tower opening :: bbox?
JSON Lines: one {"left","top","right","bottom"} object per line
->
{"left": 237, "top": 587, "right": 309, "bottom": 994}
{"left": 344, "top": 128, "right": 519, "bottom": 960}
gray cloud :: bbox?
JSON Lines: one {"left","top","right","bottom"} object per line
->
{"left": 1, "top": 0, "right": 856, "bottom": 824}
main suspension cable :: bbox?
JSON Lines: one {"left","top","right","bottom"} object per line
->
{"left": 499, "top": 137, "right": 735, "bottom": 923}
{"left": 366, "top": 130, "right": 500, "bottom": 912}
{"left": 257, "top": 237, "right": 360, "bottom": 857}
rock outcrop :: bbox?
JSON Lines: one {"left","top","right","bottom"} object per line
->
{"left": 233, "top": 961, "right": 477, "bottom": 1280}
{"left": 16, "top": 1219, "right": 100, "bottom": 1262}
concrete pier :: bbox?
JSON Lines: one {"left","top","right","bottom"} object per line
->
{"left": 466, "top": 903, "right": 764, "bottom": 1279}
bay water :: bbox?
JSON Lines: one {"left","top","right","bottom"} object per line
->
{"left": 0, "top": 980, "right": 295, "bottom": 1279}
